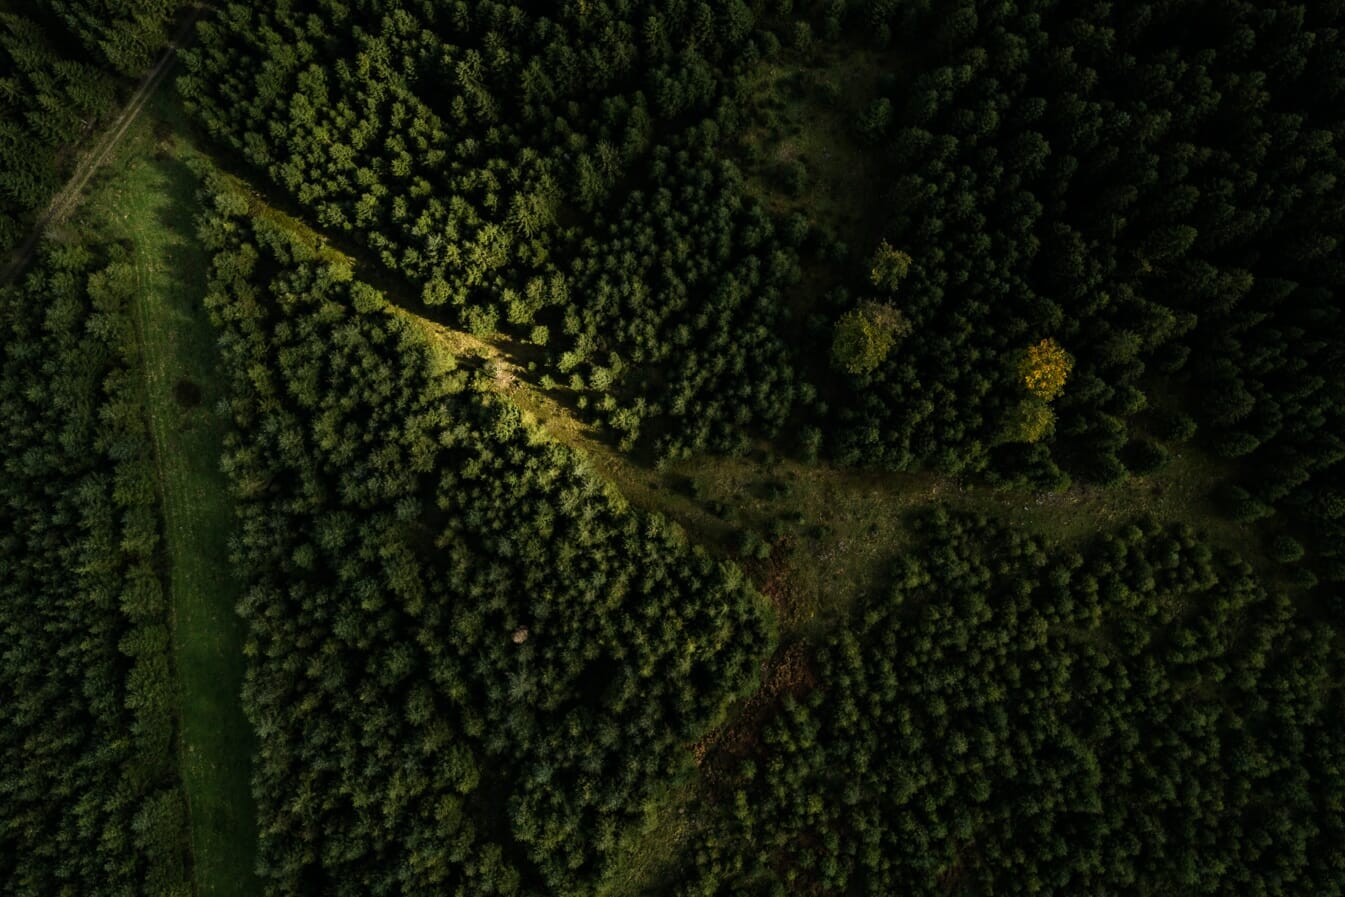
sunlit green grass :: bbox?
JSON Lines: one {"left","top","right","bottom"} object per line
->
{"left": 80, "top": 94, "right": 261, "bottom": 897}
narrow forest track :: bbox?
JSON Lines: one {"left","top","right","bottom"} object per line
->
{"left": 0, "top": 4, "right": 202, "bottom": 287}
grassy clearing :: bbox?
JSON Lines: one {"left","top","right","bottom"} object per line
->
{"left": 736, "top": 47, "right": 891, "bottom": 239}
{"left": 79, "top": 94, "right": 261, "bottom": 897}
{"left": 593, "top": 778, "right": 704, "bottom": 897}
{"left": 655, "top": 445, "right": 1256, "bottom": 636}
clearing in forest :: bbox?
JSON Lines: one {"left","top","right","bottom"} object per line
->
{"left": 84, "top": 97, "right": 262, "bottom": 897}
{"left": 409, "top": 308, "right": 1262, "bottom": 639}
{"left": 738, "top": 47, "right": 891, "bottom": 237}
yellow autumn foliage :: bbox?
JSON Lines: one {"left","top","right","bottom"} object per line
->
{"left": 1019, "top": 338, "right": 1073, "bottom": 401}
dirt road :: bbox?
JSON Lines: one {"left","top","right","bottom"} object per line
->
{"left": 0, "top": 6, "right": 202, "bottom": 286}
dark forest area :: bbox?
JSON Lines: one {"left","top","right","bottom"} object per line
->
{"left": 3, "top": 1, "right": 1344, "bottom": 896}
{"left": 1, "top": 242, "right": 190, "bottom": 896}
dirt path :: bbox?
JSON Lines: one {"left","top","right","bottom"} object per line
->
{"left": 0, "top": 5, "right": 202, "bottom": 287}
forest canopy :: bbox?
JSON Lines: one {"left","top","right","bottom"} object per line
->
{"left": 0, "top": 242, "right": 189, "bottom": 897}
{"left": 3, "top": 1, "right": 1344, "bottom": 896}
{"left": 173, "top": 5, "right": 1345, "bottom": 884}
{"left": 196, "top": 177, "right": 773, "bottom": 896}
{"left": 675, "top": 509, "right": 1345, "bottom": 896}
{"left": 178, "top": 0, "right": 1345, "bottom": 595}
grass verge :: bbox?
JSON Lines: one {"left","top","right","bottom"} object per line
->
{"left": 81, "top": 94, "right": 261, "bottom": 897}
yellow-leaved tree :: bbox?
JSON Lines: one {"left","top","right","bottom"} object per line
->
{"left": 999, "top": 339, "right": 1073, "bottom": 444}
{"left": 1019, "top": 338, "right": 1074, "bottom": 401}
{"left": 831, "top": 243, "right": 915, "bottom": 375}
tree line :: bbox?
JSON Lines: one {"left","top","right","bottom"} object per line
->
{"left": 30, "top": 0, "right": 187, "bottom": 73}
{"left": 0, "top": 241, "right": 190, "bottom": 896}
{"left": 0, "top": 10, "right": 114, "bottom": 252}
